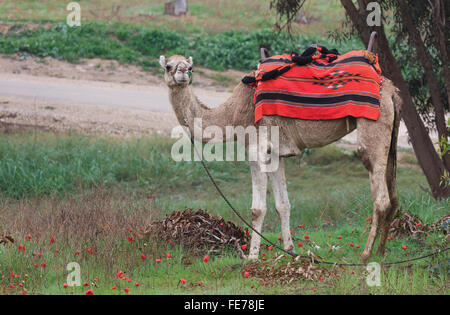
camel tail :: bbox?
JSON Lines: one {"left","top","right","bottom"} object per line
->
{"left": 387, "top": 86, "right": 402, "bottom": 210}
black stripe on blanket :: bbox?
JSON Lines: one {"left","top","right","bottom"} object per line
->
{"left": 255, "top": 92, "right": 380, "bottom": 106}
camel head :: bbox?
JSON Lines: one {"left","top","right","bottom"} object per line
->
{"left": 159, "top": 55, "right": 193, "bottom": 88}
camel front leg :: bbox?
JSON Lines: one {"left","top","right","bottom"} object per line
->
{"left": 268, "top": 158, "right": 294, "bottom": 253}
{"left": 248, "top": 161, "right": 268, "bottom": 260}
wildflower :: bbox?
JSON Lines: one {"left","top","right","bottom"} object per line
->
{"left": 198, "top": 281, "right": 203, "bottom": 286}
{"left": 18, "top": 244, "right": 25, "bottom": 252}
{"left": 63, "top": 283, "right": 68, "bottom": 288}
{"left": 203, "top": 255, "right": 210, "bottom": 263}
{"left": 135, "top": 283, "right": 139, "bottom": 287}
{"left": 417, "top": 223, "right": 422, "bottom": 227}
{"left": 116, "top": 270, "right": 124, "bottom": 278}
{"left": 297, "top": 224, "right": 305, "bottom": 228}
{"left": 365, "top": 218, "right": 371, "bottom": 222}
{"left": 9, "top": 284, "right": 15, "bottom": 289}
{"left": 180, "top": 278, "right": 186, "bottom": 284}
{"left": 87, "top": 248, "right": 94, "bottom": 255}
{"left": 297, "top": 241, "right": 303, "bottom": 247}
{"left": 326, "top": 221, "right": 330, "bottom": 225}
{"left": 304, "top": 235, "right": 310, "bottom": 240}
{"left": 155, "top": 258, "right": 162, "bottom": 263}
{"left": 338, "top": 236, "right": 342, "bottom": 239}
{"left": 356, "top": 245, "right": 360, "bottom": 249}
{"left": 74, "top": 250, "right": 80, "bottom": 256}
{"left": 243, "top": 271, "right": 250, "bottom": 279}
{"left": 25, "top": 235, "right": 32, "bottom": 241}
{"left": 38, "top": 252, "right": 42, "bottom": 259}
{"left": 267, "top": 246, "right": 273, "bottom": 251}
{"left": 350, "top": 243, "right": 354, "bottom": 247}
{"left": 241, "top": 244, "right": 247, "bottom": 250}
{"left": 112, "top": 285, "right": 117, "bottom": 290}
{"left": 40, "top": 262, "right": 47, "bottom": 268}
{"left": 124, "top": 287, "right": 130, "bottom": 293}
{"left": 128, "top": 237, "right": 135, "bottom": 243}
{"left": 22, "top": 291, "right": 27, "bottom": 295}
{"left": 387, "top": 237, "right": 392, "bottom": 241}
{"left": 141, "top": 254, "right": 146, "bottom": 261}
{"left": 49, "top": 236, "right": 55, "bottom": 245}
{"left": 166, "top": 253, "right": 171, "bottom": 258}
{"left": 402, "top": 245, "right": 408, "bottom": 250}
{"left": 85, "top": 289, "right": 93, "bottom": 295}
{"left": 83, "top": 282, "right": 89, "bottom": 287}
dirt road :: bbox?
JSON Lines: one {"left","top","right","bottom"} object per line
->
{"left": 0, "top": 54, "right": 238, "bottom": 136}
{"left": 0, "top": 54, "right": 439, "bottom": 148}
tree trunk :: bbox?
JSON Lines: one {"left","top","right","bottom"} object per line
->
{"left": 340, "top": 0, "right": 450, "bottom": 198}
{"left": 164, "top": 0, "right": 188, "bottom": 16}
{"left": 432, "top": 0, "right": 450, "bottom": 107}
{"left": 174, "top": 0, "right": 188, "bottom": 16}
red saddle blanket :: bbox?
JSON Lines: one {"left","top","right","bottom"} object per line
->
{"left": 252, "top": 50, "right": 382, "bottom": 123}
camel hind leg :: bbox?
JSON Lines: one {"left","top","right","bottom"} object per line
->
{"left": 376, "top": 91, "right": 401, "bottom": 256}
{"left": 357, "top": 109, "right": 394, "bottom": 262}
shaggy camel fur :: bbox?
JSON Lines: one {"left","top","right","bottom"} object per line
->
{"left": 159, "top": 54, "right": 402, "bottom": 262}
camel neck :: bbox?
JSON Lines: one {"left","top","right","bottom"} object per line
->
{"left": 168, "top": 86, "right": 205, "bottom": 128}
{"left": 167, "top": 82, "right": 255, "bottom": 143}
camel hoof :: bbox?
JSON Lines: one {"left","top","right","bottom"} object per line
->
{"left": 247, "top": 254, "right": 259, "bottom": 261}
{"left": 360, "top": 252, "right": 370, "bottom": 264}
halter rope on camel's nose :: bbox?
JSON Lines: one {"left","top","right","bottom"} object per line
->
{"left": 189, "top": 31, "right": 449, "bottom": 266}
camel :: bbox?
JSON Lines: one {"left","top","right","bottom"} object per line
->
{"left": 159, "top": 54, "right": 402, "bottom": 262}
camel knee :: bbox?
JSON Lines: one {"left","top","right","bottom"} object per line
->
{"left": 275, "top": 203, "right": 290, "bottom": 217}
{"left": 373, "top": 196, "right": 392, "bottom": 221}
{"left": 252, "top": 208, "right": 266, "bottom": 222}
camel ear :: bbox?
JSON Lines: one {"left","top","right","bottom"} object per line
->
{"left": 187, "top": 56, "right": 193, "bottom": 66}
{"left": 159, "top": 55, "right": 167, "bottom": 69}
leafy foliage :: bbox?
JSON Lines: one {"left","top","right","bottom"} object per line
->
{"left": 0, "top": 22, "right": 363, "bottom": 71}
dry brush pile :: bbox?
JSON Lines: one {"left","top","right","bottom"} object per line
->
{"left": 140, "top": 209, "right": 250, "bottom": 257}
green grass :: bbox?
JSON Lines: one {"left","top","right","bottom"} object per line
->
{"left": 0, "top": 130, "right": 247, "bottom": 199}
{"left": 0, "top": 130, "right": 448, "bottom": 295}
{"left": 0, "top": 0, "right": 347, "bottom": 37}
{"left": 0, "top": 21, "right": 364, "bottom": 71}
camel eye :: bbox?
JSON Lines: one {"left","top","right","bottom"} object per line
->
{"left": 188, "top": 66, "right": 193, "bottom": 71}
{"left": 166, "top": 65, "right": 172, "bottom": 72}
